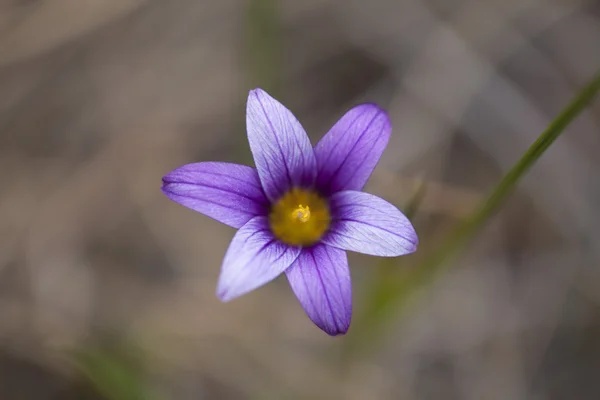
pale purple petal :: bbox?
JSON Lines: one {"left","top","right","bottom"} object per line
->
{"left": 322, "top": 190, "right": 418, "bottom": 257}
{"left": 162, "top": 162, "right": 269, "bottom": 229}
{"left": 217, "top": 216, "right": 302, "bottom": 302}
{"left": 285, "top": 244, "right": 351, "bottom": 336}
{"left": 246, "top": 88, "right": 317, "bottom": 201}
{"left": 314, "top": 104, "right": 391, "bottom": 195}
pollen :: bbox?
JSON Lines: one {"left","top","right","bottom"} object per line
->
{"left": 292, "top": 205, "right": 311, "bottom": 222}
{"left": 270, "top": 188, "right": 330, "bottom": 246}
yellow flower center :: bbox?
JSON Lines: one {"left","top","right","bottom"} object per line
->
{"left": 269, "top": 188, "right": 330, "bottom": 247}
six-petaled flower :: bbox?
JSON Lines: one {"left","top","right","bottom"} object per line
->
{"left": 161, "top": 88, "right": 418, "bottom": 336}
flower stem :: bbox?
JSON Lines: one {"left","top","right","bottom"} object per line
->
{"left": 346, "top": 70, "right": 600, "bottom": 356}
{"left": 426, "top": 70, "right": 600, "bottom": 267}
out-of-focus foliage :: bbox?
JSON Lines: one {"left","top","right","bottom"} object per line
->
{"left": 69, "top": 344, "right": 158, "bottom": 400}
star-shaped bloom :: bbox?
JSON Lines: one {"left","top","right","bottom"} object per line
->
{"left": 162, "top": 88, "right": 418, "bottom": 335}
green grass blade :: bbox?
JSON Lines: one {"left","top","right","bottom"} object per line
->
{"left": 346, "top": 70, "right": 600, "bottom": 356}
{"left": 69, "top": 347, "right": 159, "bottom": 400}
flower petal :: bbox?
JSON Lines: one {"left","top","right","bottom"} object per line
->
{"left": 217, "top": 216, "right": 301, "bottom": 302}
{"left": 246, "top": 88, "right": 317, "bottom": 201}
{"left": 314, "top": 104, "right": 391, "bottom": 195}
{"left": 322, "top": 190, "right": 418, "bottom": 257}
{"left": 162, "top": 162, "right": 269, "bottom": 229}
{"left": 285, "top": 244, "right": 351, "bottom": 336}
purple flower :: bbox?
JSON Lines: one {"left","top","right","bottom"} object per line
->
{"left": 162, "top": 88, "right": 418, "bottom": 336}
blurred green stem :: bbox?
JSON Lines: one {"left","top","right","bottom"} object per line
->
{"left": 244, "top": 0, "right": 281, "bottom": 95}
{"left": 430, "top": 70, "right": 600, "bottom": 265}
{"left": 346, "top": 70, "right": 600, "bottom": 356}
{"left": 236, "top": 0, "right": 281, "bottom": 164}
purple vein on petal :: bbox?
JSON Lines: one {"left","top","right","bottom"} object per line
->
{"left": 310, "top": 249, "right": 340, "bottom": 333}
{"left": 191, "top": 169, "right": 265, "bottom": 189}
{"left": 322, "top": 109, "right": 382, "bottom": 190}
{"left": 317, "top": 108, "right": 366, "bottom": 168}
{"left": 299, "top": 255, "right": 320, "bottom": 327}
{"left": 334, "top": 217, "right": 417, "bottom": 245}
{"left": 254, "top": 90, "right": 293, "bottom": 191}
{"left": 161, "top": 162, "right": 269, "bottom": 228}
{"left": 336, "top": 121, "right": 386, "bottom": 190}
{"left": 218, "top": 241, "right": 296, "bottom": 300}
{"left": 325, "top": 246, "right": 346, "bottom": 307}
{"left": 315, "top": 105, "right": 390, "bottom": 194}
{"left": 165, "top": 194, "right": 257, "bottom": 217}
{"left": 217, "top": 216, "right": 302, "bottom": 301}
{"left": 166, "top": 180, "right": 270, "bottom": 207}
{"left": 332, "top": 203, "right": 416, "bottom": 244}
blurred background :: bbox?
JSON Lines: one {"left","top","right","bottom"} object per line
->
{"left": 1, "top": 0, "right": 600, "bottom": 399}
